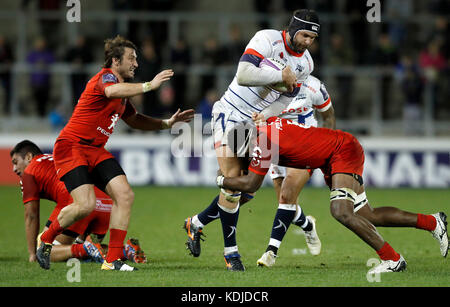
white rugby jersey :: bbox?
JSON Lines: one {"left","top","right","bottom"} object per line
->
{"left": 217, "top": 29, "right": 314, "bottom": 122}
{"left": 279, "top": 75, "right": 332, "bottom": 127}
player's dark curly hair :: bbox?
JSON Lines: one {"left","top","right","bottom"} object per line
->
{"left": 103, "top": 35, "right": 137, "bottom": 68}
{"left": 10, "top": 140, "right": 43, "bottom": 158}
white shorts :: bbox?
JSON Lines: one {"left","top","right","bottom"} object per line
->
{"left": 268, "top": 164, "right": 287, "bottom": 180}
{"left": 212, "top": 102, "right": 255, "bottom": 157}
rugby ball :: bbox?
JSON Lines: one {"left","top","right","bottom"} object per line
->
{"left": 259, "top": 57, "right": 288, "bottom": 92}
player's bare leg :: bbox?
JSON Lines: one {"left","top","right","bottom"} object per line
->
{"left": 58, "top": 184, "right": 97, "bottom": 228}
{"left": 37, "top": 184, "right": 96, "bottom": 269}
{"left": 48, "top": 233, "right": 76, "bottom": 262}
{"left": 330, "top": 173, "right": 406, "bottom": 273}
{"left": 357, "top": 202, "right": 418, "bottom": 227}
{"left": 330, "top": 174, "right": 384, "bottom": 250}
{"left": 101, "top": 175, "right": 137, "bottom": 271}
{"left": 356, "top": 200, "right": 448, "bottom": 257}
{"left": 215, "top": 145, "right": 245, "bottom": 271}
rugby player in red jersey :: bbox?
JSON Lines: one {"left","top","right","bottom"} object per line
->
{"left": 216, "top": 116, "right": 448, "bottom": 273}
{"left": 37, "top": 35, "right": 194, "bottom": 271}
{"left": 11, "top": 140, "right": 147, "bottom": 265}
{"left": 10, "top": 140, "right": 110, "bottom": 263}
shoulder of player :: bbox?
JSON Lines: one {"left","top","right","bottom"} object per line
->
{"left": 26, "top": 154, "right": 54, "bottom": 175}
{"left": 302, "top": 76, "right": 321, "bottom": 94}
{"left": 23, "top": 155, "right": 43, "bottom": 173}
{"left": 98, "top": 68, "right": 119, "bottom": 83}
{"left": 252, "top": 29, "right": 283, "bottom": 44}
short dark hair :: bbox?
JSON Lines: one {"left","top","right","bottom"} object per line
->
{"left": 10, "top": 140, "right": 43, "bottom": 158}
{"left": 103, "top": 35, "right": 137, "bottom": 68}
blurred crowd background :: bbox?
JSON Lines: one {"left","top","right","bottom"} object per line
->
{"left": 0, "top": 0, "right": 449, "bottom": 136}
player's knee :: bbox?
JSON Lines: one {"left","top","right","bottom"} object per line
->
{"left": 115, "top": 187, "right": 135, "bottom": 207}
{"left": 279, "top": 189, "right": 297, "bottom": 204}
{"left": 72, "top": 194, "right": 96, "bottom": 217}
{"left": 330, "top": 201, "right": 354, "bottom": 225}
{"left": 220, "top": 188, "right": 241, "bottom": 205}
{"left": 79, "top": 200, "right": 96, "bottom": 218}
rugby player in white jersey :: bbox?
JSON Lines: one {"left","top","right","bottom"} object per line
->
{"left": 256, "top": 74, "right": 335, "bottom": 267}
{"left": 183, "top": 9, "right": 321, "bottom": 271}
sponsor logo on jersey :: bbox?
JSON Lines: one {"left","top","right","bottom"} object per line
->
{"left": 272, "top": 39, "right": 283, "bottom": 46}
{"left": 108, "top": 113, "right": 119, "bottom": 130}
{"left": 295, "top": 64, "right": 304, "bottom": 72}
{"left": 102, "top": 73, "right": 118, "bottom": 84}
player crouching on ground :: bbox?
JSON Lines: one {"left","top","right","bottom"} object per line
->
{"left": 10, "top": 140, "right": 148, "bottom": 265}
{"left": 216, "top": 116, "right": 448, "bottom": 273}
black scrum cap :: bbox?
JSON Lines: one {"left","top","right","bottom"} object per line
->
{"left": 288, "top": 9, "right": 320, "bottom": 39}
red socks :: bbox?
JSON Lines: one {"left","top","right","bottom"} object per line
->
{"left": 71, "top": 244, "right": 88, "bottom": 258}
{"left": 106, "top": 229, "right": 127, "bottom": 263}
{"left": 376, "top": 242, "right": 400, "bottom": 261}
{"left": 416, "top": 214, "right": 437, "bottom": 231}
{"left": 40, "top": 219, "right": 64, "bottom": 244}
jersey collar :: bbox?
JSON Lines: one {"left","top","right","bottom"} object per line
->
{"left": 282, "top": 30, "right": 304, "bottom": 57}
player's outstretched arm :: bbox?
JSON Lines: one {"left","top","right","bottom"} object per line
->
{"left": 123, "top": 108, "right": 195, "bottom": 131}
{"left": 24, "top": 200, "right": 40, "bottom": 262}
{"left": 105, "top": 69, "right": 174, "bottom": 99}
{"left": 217, "top": 172, "right": 265, "bottom": 193}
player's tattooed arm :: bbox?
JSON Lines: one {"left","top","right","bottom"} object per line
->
{"left": 319, "top": 106, "right": 336, "bottom": 129}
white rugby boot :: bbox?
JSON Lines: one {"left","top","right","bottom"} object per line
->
{"left": 304, "top": 216, "right": 321, "bottom": 256}
{"left": 430, "top": 212, "right": 448, "bottom": 257}
{"left": 257, "top": 250, "right": 277, "bottom": 267}
{"left": 368, "top": 255, "right": 407, "bottom": 274}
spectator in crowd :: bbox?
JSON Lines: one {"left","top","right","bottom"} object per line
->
{"left": 431, "top": 16, "right": 450, "bottom": 60}
{"left": 48, "top": 104, "right": 67, "bottom": 133}
{"left": 64, "top": 36, "right": 94, "bottom": 108}
{"left": 134, "top": 38, "right": 161, "bottom": 116}
{"left": 369, "top": 33, "right": 399, "bottom": 119}
{"left": 0, "top": 35, "right": 13, "bottom": 115}
{"left": 21, "top": 0, "right": 61, "bottom": 50}
{"left": 200, "top": 35, "right": 226, "bottom": 97}
{"left": 395, "top": 54, "right": 424, "bottom": 135}
{"left": 196, "top": 88, "right": 218, "bottom": 123}
{"left": 26, "top": 37, "right": 55, "bottom": 117}
{"left": 224, "top": 25, "right": 247, "bottom": 65}
{"left": 385, "top": 0, "right": 413, "bottom": 48}
{"left": 419, "top": 39, "right": 447, "bottom": 78}
{"left": 419, "top": 38, "right": 448, "bottom": 119}
{"left": 345, "top": 1, "right": 370, "bottom": 65}
{"left": 157, "top": 84, "right": 176, "bottom": 119}
{"left": 170, "top": 38, "right": 191, "bottom": 110}
{"left": 327, "top": 32, "right": 355, "bottom": 119}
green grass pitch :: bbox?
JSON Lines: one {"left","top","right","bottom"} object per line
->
{"left": 0, "top": 185, "right": 448, "bottom": 287}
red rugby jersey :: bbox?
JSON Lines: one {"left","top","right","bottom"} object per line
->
{"left": 248, "top": 117, "right": 348, "bottom": 176}
{"left": 57, "top": 68, "right": 137, "bottom": 147}
{"left": 20, "top": 154, "right": 70, "bottom": 205}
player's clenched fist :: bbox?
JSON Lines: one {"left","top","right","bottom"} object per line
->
{"left": 281, "top": 66, "right": 297, "bottom": 93}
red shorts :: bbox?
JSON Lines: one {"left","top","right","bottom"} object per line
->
{"left": 53, "top": 138, "right": 115, "bottom": 180}
{"left": 322, "top": 132, "right": 365, "bottom": 178}
{"left": 47, "top": 189, "right": 112, "bottom": 236}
